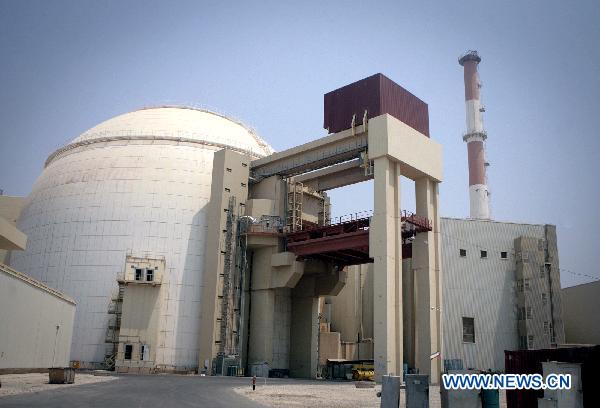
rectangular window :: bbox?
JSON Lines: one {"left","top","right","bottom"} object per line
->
{"left": 528, "top": 335, "right": 534, "bottom": 349}
{"left": 462, "top": 317, "right": 475, "bottom": 343}
{"left": 543, "top": 322, "right": 549, "bottom": 334}
{"left": 459, "top": 249, "right": 467, "bottom": 257}
{"left": 540, "top": 266, "right": 545, "bottom": 278}
{"left": 226, "top": 168, "right": 232, "bottom": 172}
{"left": 224, "top": 187, "right": 230, "bottom": 193}
{"left": 517, "top": 280, "right": 524, "bottom": 293}
{"left": 524, "top": 278, "right": 531, "bottom": 291}
{"left": 146, "top": 269, "right": 154, "bottom": 282}
{"left": 240, "top": 182, "right": 246, "bottom": 188}
{"left": 541, "top": 293, "right": 547, "bottom": 305}
{"left": 519, "top": 336, "right": 527, "bottom": 349}
{"left": 526, "top": 307, "right": 533, "bottom": 320}
{"left": 135, "top": 268, "right": 143, "bottom": 281}
{"left": 480, "top": 250, "right": 487, "bottom": 259}
{"left": 500, "top": 251, "right": 508, "bottom": 259}
{"left": 140, "top": 344, "right": 148, "bottom": 361}
{"left": 241, "top": 163, "right": 248, "bottom": 167}
{"left": 124, "top": 344, "right": 133, "bottom": 360}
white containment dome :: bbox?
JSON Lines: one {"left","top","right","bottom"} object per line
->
{"left": 10, "top": 106, "right": 273, "bottom": 369}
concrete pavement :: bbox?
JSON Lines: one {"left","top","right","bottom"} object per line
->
{"left": 0, "top": 374, "right": 266, "bottom": 408}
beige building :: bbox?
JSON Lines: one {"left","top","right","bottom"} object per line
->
{"left": 0, "top": 195, "right": 75, "bottom": 373}
{"left": 562, "top": 281, "right": 600, "bottom": 345}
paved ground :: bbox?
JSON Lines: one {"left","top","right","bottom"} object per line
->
{"left": 0, "top": 374, "right": 508, "bottom": 407}
{"left": 0, "top": 373, "right": 117, "bottom": 397}
{"left": 0, "top": 374, "right": 265, "bottom": 408}
{"left": 235, "top": 380, "right": 382, "bottom": 407}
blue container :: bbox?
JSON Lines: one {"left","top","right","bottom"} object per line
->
{"left": 481, "top": 389, "right": 500, "bottom": 408}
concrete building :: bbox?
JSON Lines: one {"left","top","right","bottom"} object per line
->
{"left": 9, "top": 106, "right": 274, "bottom": 370}
{"left": 322, "top": 53, "right": 566, "bottom": 375}
{"left": 0, "top": 197, "right": 75, "bottom": 373}
{"left": 562, "top": 281, "right": 600, "bottom": 345}
{"left": 8, "top": 74, "right": 444, "bottom": 381}
{"left": 324, "top": 218, "right": 565, "bottom": 373}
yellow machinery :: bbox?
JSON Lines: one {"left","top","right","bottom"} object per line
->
{"left": 352, "top": 363, "right": 374, "bottom": 381}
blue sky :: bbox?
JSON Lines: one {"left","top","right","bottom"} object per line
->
{"left": 1, "top": 0, "right": 598, "bottom": 287}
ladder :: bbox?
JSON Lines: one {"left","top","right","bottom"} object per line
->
{"left": 287, "top": 181, "right": 303, "bottom": 232}
{"left": 219, "top": 196, "right": 236, "bottom": 355}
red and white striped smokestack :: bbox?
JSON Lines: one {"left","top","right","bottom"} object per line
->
{"left": 459, "top": 50, "right": 490, "bottom": 219}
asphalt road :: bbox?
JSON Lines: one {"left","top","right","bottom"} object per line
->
{"left": 0, "top": 374, "right": 266, "bottom": 408}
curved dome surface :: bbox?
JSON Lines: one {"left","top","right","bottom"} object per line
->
{"left": 74, "top": 106, "right": 272, "bottom": 152}
{"left": 10, "top": 106, "right": 273, "bottom": 369}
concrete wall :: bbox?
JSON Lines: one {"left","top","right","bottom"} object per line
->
{"left": 115, "top": 256, "right": 166, "bottom": 373}
{"left": 441, "top": 218, "right": 563, "bottom": 371}
{"left": 328, "top": 264, "right": 373, "bottom": 343}
{"left": 0, "top": 263, "right": 75, "bottom": 371}
{"left": 199, "top": 149, "right": 251, "bottom": 372}
{"left": 563, "top": 281, "right": 600, "bottom": 345}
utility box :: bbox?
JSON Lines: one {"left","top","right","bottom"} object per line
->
{"left": 405, "top": 374, "right": 429, "bottom": 408}
{"left": 539, "top": 361, "right": 583, "bottom": 408}
{"left": 48, "top": 368, "right": 75, "bottom": 384}
{"left": 440, "top": 370, "right": 480, "bottom": 408}
{"left": 323, "top": 73, "right": 429, "bottom": 136}
{"left": 380, "top": 375, "right": 401, "bottom": 408}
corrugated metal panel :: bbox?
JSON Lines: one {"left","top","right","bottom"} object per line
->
{"left": 505, "top": 346, "right": 600, "bottom": 408}
{"left": 441, "top": 218, "right": 546, "bottom": 371}
{"left": 323, "top": 73, "right": 430, "bottom": 136}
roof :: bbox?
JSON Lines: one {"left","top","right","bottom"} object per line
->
{"left": 0, "top": 262, "right": 76, "bottom": 305}
{"left": 47, "top": 106, "right": 274, "bottom": 166}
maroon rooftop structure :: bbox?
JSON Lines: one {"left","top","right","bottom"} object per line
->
{"left": 323, "top": 73, "right": 430, "bottom": 136}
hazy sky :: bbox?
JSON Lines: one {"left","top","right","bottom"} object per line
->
{"left": 1, "top": 0, "right": 598, "bottom": 287}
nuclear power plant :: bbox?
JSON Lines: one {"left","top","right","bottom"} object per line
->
{"left": 1, "top": 52, "right": 581, "bottom": 395}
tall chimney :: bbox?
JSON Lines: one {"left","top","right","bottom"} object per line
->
{"left": 459, "top": 50, "right": 490, "bottom": 219}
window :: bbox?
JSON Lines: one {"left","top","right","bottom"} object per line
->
{"left": 240, "top": 182, "right": 246, "bottom": 188}
{"left": 500, "top": 251, "right": 508, "bottom": 259}
{"left": 135, "top": 268, "right": 143, "bottom": 281}
{"left": 524, "top": 278, "right": 531, "bottom": 291}
{"left": 140, "top": 344, "right": 148, "bottom": 361}
{"left": 540, "top": 266, "right": 545, "bottom": 278}
{"left": 462, "top": 317, "right": 475, "bottom": 343}
{"left": 226, "top": 168, "right": 232, "bottom": 172}
{"left": 522, "top": 252, "right": 529, "bottom": 262}
{"left": 242, "top": 163, "right": 248, "bottom": 167}
{"left": 541, "top": 293, "right": 547, "bottom": 305}
{"left": 480, "top": 250, "right": 488, "bottom": 259}
{"left": 519, "top": 336, "right": 527, "bottom": 349}
{"left": 459, "top": 249, "right": 467, "bottom": 257}
{"left": 224, "top": 187, "right": 230, "bottom": 193}
{"left": 526, "top": 307, "right": 533, "bottom": 320}
{"left": 517, "top": 280, "right": 523, "bottom": 292}
{"left": 543, "top": 322, "right": 549, "bottom": 334}
{"left": 124, "top": 344, "right": 133, "bottom": 360}
{"left": 146, "top": 269, "right": 154, "bottom": 282}
{"left": 538, "top": 240, "right": 544, "bottom": 251}
{"left": 528, "top": 335, "right": 534, "bottom": 349}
